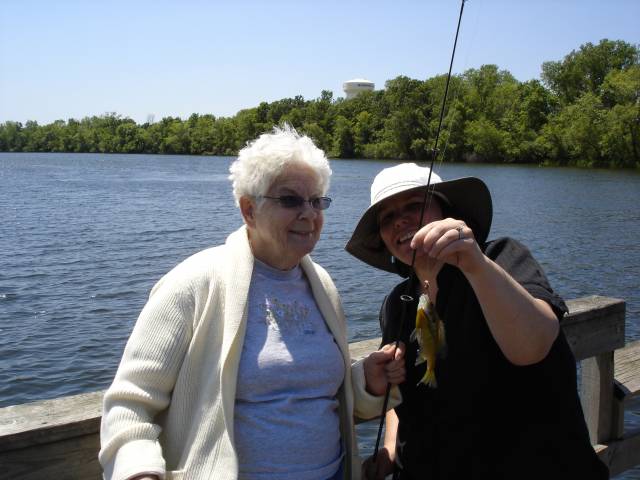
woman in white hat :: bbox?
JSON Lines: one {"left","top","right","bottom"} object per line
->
{"left": 347, "top": 163, "right": 609, "bottom": 480}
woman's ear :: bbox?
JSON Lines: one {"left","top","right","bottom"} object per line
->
{"left": 239, "top": 196, "right": 257, "bottom": 227}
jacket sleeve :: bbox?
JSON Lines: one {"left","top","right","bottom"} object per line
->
{"left": 308, "top": 260, "right": 402, "bottom": 420}
{"left": 99, "top": 269, "right": 195, "bottom": 480}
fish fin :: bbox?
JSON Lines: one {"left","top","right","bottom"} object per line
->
{"left": 410, "top": 328, "right": 418, "bottom": 342}
{"left": 417, "top": 369, "right": 438, "bottom": 388}
{"left": 414, "top": 355, "right": 426, "bottom": 366}
{"left": 417, "top": 294, "right": 429, "bottom": 311}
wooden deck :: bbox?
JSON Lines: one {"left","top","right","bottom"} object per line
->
{"left": 1, "top": 295, "right": 639, "bottom": 479}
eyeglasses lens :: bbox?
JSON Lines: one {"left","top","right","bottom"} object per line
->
{"left": 275, "top": 195, "right": 331, "bottom": 210}
{"left": 312, "top": 197, "right": 332, "bottom": 210}
{"left": 278, "top": 196, "right": 304, "bottom": 208}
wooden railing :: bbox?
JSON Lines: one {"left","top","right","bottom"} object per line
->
{"left": 1, "top": 296, "right": 639, "bottom": 479}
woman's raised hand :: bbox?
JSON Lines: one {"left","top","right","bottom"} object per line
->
{"left": 410, "top": 218, "right": 485, "bottom": 275}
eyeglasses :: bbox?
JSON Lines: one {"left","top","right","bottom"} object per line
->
{"left": 261, "top": 195, "right": 332, "bottom": 210}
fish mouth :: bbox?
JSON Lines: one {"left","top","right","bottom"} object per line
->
{"left": 396, "top": 230, "right": 417, "bottom": 245}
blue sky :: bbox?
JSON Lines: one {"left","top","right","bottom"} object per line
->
{"left": 1, "top": 0, "right": 638, "bottom": 125}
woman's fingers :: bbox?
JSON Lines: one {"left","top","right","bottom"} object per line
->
{"left": 411, "top": 219, "right": 473, "bottom": 260}
{"left": 363, "top": 342, "right": 407, "bottom": 394}
{"left": 385, "top": 368, "right": 405, "bottom": 384}
{"left": 380, "top": 342, "right": 406, "bottom": 385}
{"left": 410, "top": 219, "right": 488, "bottom": 274}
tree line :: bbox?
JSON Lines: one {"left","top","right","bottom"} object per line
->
{"left": 1, "top": 39, "right": 638, "bottom": 168}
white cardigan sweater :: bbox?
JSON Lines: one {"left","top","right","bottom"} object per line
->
{"left": 99, "top": 226, "right": 394, "bottom": 480}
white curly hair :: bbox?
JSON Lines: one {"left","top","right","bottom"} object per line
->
{"left": 229, "top": 124, "right": 331, "bottom": 206}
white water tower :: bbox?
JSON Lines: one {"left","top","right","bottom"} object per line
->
{"left": 343, "top": 78, "right": 375, "bottom": 99}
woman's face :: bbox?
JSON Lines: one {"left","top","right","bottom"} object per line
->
{"left": 377, "top": 190, "right": 443, "bottom": 265}
{"left": 245, "top": 164, "right": 325, "bottom": 270}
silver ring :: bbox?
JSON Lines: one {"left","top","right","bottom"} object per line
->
{"left": 456, "top": 225, "right": 464, "bottom": 240}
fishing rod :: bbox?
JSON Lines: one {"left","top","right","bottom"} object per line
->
{"left": 371, "top": 0, "right": 468, "bottom": 466}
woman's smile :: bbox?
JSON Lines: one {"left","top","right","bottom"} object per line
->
{"left": 248, "top": 164, "right": 324, "bottom": 270}
{"left": 378, "top": 192, "right": 443, "bottom": 265}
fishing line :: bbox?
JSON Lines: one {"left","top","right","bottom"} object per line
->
{"left": 435, "top": 0, "right": 482, "bottom": 165}
{"left": 371, "top": 0, "right": 468, "bottom": 466}
{"left": 427, "top": 0, "right": 479, "bottom": 166}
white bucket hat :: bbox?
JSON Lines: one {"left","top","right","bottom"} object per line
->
{"left": 345, "top": 163, "right": 493, "bottom": 275}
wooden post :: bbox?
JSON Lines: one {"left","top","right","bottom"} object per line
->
{"left": 562, "top": 296, "right": 625, "bottom": 362}
{"left": 563, "top": 296, "right": 625, "bottom": 444}
{"left": 581, "top": 352, "right": 615, "bottom": 444}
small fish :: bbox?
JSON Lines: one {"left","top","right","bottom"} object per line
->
{"left": 410, "top": 293, "right": 446, "bottom": 388}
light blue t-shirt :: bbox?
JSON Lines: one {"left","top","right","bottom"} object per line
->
{"left": 234, "top": 259, "right": 345, "bottom": 480}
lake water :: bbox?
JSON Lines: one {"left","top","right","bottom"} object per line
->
{"left": 1, "top": 153, "right": 639, "bottom": 478}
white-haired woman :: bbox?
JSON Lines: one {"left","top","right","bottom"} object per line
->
{"left": 99, "top": 126, "right": 405, "bottom": 480}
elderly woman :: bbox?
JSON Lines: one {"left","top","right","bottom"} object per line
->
{"left": 346, "top": 163, "right": 609, "bottom": 480}
{"left": 99, "top": 126, "right": 404, "bottom": 480}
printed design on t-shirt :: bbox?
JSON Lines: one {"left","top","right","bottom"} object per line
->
{"left": 263, "top": 297, "right": 316, "bottom": 335}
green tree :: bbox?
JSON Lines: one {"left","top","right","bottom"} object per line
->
{"left": 0, "top": 122, "right": 25, "bottom": 151}
{"left": 302, "top": 121, "right": 330, "bottom": 153}
{"left": 22, "top": 121, "right": 42, "bottom": 151}
{"left": 211, "top": 117, "right": 238, "bottom": 156}
{"left": 542, "top": 39, "right": 639, "bottom": 104}
{"left": 330, "top": 116, "right": 355, "bottom": 158}
{"left": 601, "top": 104, "right": 640, "bottom": 168}
{"left": 305, "top": 90, "right": 333, "bottom": 131}
{"left": 380, "top": 108, "right": 423, "bottom": 159}
{"left": 464, "top": 118, "right": 507, "bottom": 162}
{"left": 599, "top": 65, "right": 640, "bottom": 167}
{"left": 189, "top": 114, "right": 217, "bottom": 154}
{"left": 539, "top": 93, "right": 606, "bottom": 166}
{"left": 600, "top": 64, "right": 640, "bottom": 107}
{"left": 235, "top": 109, "right": 262, "bottom": 149}
{"left": 116, "top": 122, "right": 145, "bottom": 153}
{"left": 463, "top": 65, "right": 519, "bottom": 123}
{"left": 161, "top": 119, "right": 190, "bottom": 154}
{"left": 352, "top": 111, "right": 375, "bottom": 157}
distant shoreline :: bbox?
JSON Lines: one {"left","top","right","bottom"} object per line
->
{"left": 2, "top": 150, "right": 638, "bottom": 171}
{"left": 1, "top": 39, "right": 638, "bottom": 169}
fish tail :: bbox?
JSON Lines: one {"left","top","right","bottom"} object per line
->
{"left": 418, "top": 368, "right": 438, "bottom": 388}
